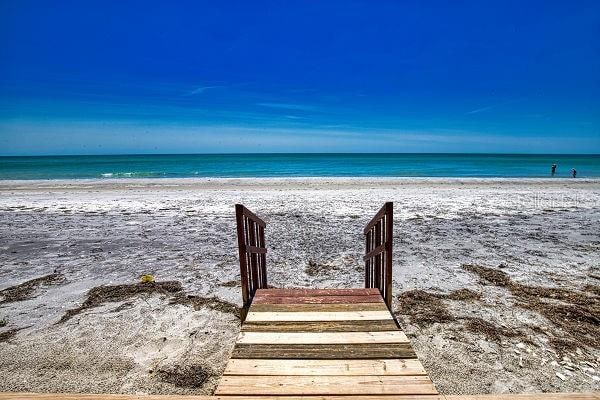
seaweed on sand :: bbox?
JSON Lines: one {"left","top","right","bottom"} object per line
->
{"left": 396, "top": 289, "right": 457, "bottom": 325}
{"left": 0, "top": 273, "right": 65, "bottom": 304}
{"left": 462, "top": 317, "right": 523, "bottom": 342}
{"left": 397, "top": 288, "right": 482, "bottom": 325}
{"left": 58, "top": 281, "right": 241, "bottom": 323}
{"left": 396, "top": 288, "right": 531, "bottom": 343}
{"left": 462, "top": 263, "right": 600, "bottom": 351}
{"left": 169, "top": 294, "right": 241, "bottom": 319}
{"left": 156, "top": 364, "right": 213, "bottom": 389}
{"left": 305, "top": 260, "right": 340, "bottom": 277}
{"left": 0, "top": 327, "right": 24, "bottom": 342}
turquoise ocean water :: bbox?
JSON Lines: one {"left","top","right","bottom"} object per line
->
{"left": 0, "top": 154, "right": 599, "bottom": 180}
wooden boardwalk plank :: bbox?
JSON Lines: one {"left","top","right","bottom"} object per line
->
{"left": 224, "top": 358, "right": 427, "bottom": 376}
{"left": 231, "top": 343, "right": 417, "bottom": 359}
{"left": 255, "top": 288, "right": 381, "bottom": 296}
{"left": 1, "top": 392, "right": 598, "bottom": 400}
{"left": 217, "top": 287, "right": 432, "bottom": 396}
{"left": 242, "top": 319, "right": 400, "bottom": 332}
{"left": 215, "top": 375, "right": 437, "bottom": 395}
{"left": 237, "top": 331, "right": 409, "bottom": 344}
{"left": 252, "top": 295, "right": 384, "bottom": 304}
{"left": 245, "top": 311, "right": 392, "bottom": 322}
{"left": 250, "top": 302, "right": 388, "bottom": 312}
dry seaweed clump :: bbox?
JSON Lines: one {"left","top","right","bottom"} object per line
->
{"left": 58, "top": 281, "right": 241, "bottom": 323}
{"left": 305, "top": 260, "right": 340, "bottom": 277}
{"left": 397, "top": 287, "right": 482, "bottom": 326}
{"left": 445, "top": 288, "right": 482, "bottom": 301}
{"left": 461, "top": 263, "right": 600, "bottom": 351}
{"left": 0, "top": 273, "right": 65, "bottom": 304}
{"left": 462, "top": 264, "right": 512, "bottom": 287}
{"left": 219, "top": 280, "right": 239, "bottom": 288}
{"left": 397, "top": 288, "right": 529, "bottom": 343}
{"left": 170, "top": 295, "right": 241, "bottom": 319}
{"left": 156, "top": 364, "right": 212, "bottom": 389}
{"left": 462, "top": 317, "right": 522, "bottom": 342}
{"left": 397, "top": 289, "right": 456, "bottom": 325}
{"left": 59, "top": 281, "right": 183, "bottom": 323}
{"left": 0, "top": 328, "right": 23, "bottom": 342}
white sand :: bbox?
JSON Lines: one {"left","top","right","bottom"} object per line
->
{"left": 0, "top": 178, "right": 598, "bottom": 394}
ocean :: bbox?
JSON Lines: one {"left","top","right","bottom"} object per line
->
{"left": 0, "top": 154, "right": 599, "bottom": 180}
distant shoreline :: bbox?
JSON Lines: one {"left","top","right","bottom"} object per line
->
{"left": 2, "top": 176, "right": 600, "bottom": 192}
{"left": 1, "top": 153, "right": 599, "bottom": 180}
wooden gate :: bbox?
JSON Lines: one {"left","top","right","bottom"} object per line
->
{"left": 364, "top": 202, "right": 393, "bottom": 309}
{"left": 235, "top": 204, "right": 268, "bottom": 320}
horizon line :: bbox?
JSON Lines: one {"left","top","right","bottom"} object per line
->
{"left": 1, "top": 152, "right": 600, "bottom": 158}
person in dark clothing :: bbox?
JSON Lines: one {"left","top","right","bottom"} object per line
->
{"left": 572, "top": 168, "right": 577, "bottom": 178}
{"left": 551, "top": 164, "right": 557, "bottom": 175}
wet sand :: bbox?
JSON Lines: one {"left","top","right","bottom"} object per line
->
{"left": 0, "top": 178, "right": 599, "bottom": 394}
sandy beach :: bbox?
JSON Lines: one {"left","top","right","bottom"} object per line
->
{"left": 0, "top": 177, "right": 599, "bottom": 395}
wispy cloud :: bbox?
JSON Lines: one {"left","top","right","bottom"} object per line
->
{"left": 466, "top": 105, "right": 495, "bottom": 115}
{"left": 257, "top": 102, "right": 315, "bottom": 111}
{"left": 466, "top": 98, "right": 527, "bottom": 115}
{"left": 186, "top": 85, "right": 224, "bottom": 95}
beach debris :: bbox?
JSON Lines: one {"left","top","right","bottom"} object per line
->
{"left": 156, "top": 364, "right": 213, "bottom": 388}
{"left": 0, "top": 273, "right": 65, "bottom": 304}
{"left": 169, "top": 295, "right": 241, "bottom": 319}
{"left": 445, "top": 288, "right": 482, "bottom": 301}
{"left": 396, "top": 288, "right": 482, "bottom": 326}
{"left": 305, "top": 260, "right": 341, "bottom": 277}
{"left": 463, "top": 317, "right": 523, "bottom": 342}
{"left": 396, "top": 290, "right": 455, "bottom": 325}
{"left": 219, "top": 280, "right": 240, "bottom": 288}
{"left": 461, "top": 264, "right": 600, "bottom": 353}
{"left": 0, "top": 316, "right": 8, "bottom": 327}
{"left": 140, "top": 274, "right": 155, "bottom": 283}
{"left": 555, "top": 372, "right": 567, "bottom": 381}
{"left": 58, "top": 281, "right": 183, "bottom": 323}
{"left": 58, "top": 280, "right": 241, "bottom": 323}
{"left": 0, "top": 327, "right": 24, "bottom": 342}
{"left": 396, "top": 288, "right": 527, "bottom": 343}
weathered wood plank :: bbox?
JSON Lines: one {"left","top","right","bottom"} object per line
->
{"left": 0, "top": 394, "right": 444, "bottom": 400}
{"left": 0, "top": 393, "right": 598, "bottom": 400}
{"left": 0, "top": 393, "right": 444, "bottom": 400}
{"left": 224, "top": 358, "right": 427, "bottom": 376}
{"left": 252, "top": 295, "right": 384, "bottom": 304}
{"left": 250, "top": 302, "right": 388, "bottom": 312}
{"left": 237, "top": 331, "right": 409, "bottom": 344}
{"left": 242, "top": 319, "right": 400, "bottom": 332}
{"left": 446, "top": 396, "right": 600, "bottom": 400}
{"left": 215, "top": 375, "right": 437, "bottom": 395}
{"left": 245, "top": 311, "right": 392, "bottom": 322}
{"left": 231, "top": 343, "right": 417, "bottom": 359}
{"left": 255, "top": 288, "right": 381, "bottom": 296}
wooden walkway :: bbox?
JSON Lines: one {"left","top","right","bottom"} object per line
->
{"left": 1, "top": 393, "right": 598, "bottom": 400}
{"left": 215, "top": 287, "right": 437, "bottom": 397}
{"left": 1, "top": 203, "right": 597, "bottom": 398}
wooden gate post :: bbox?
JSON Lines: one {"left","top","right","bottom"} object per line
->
{"left": 235, "top": 204, "right": 268, "bottom": 320}
{"left": 363, "top": 202, "right": 393, "bottom": 309}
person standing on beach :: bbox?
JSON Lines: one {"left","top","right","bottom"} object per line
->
{"left": 551, "top": 164, "right": 557, "bottom": 175}
{"left": 572, "top": 168, "right": 577, "bottom": 178}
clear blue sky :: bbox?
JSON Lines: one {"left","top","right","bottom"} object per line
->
{"left": 0, "top": 0, "right": 599, "bottom": 155}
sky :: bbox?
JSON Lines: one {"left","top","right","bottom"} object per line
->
{"left": 0, "top": 0, "right": 599, "bottom": 155}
